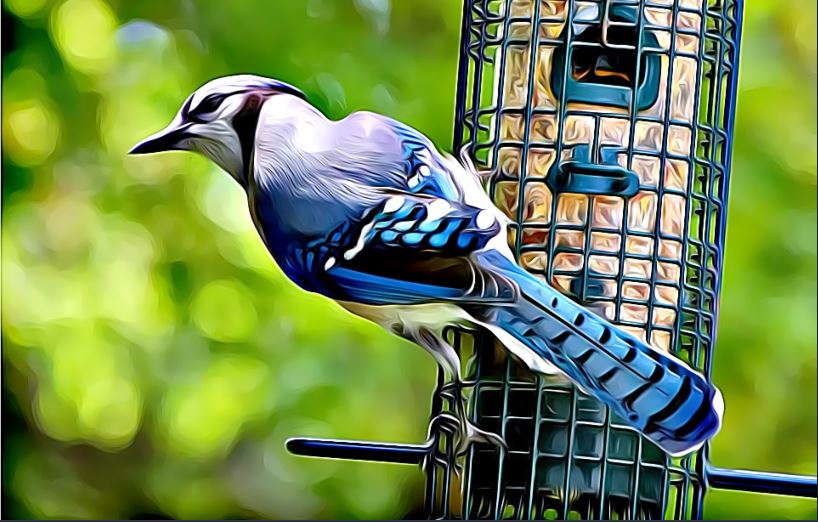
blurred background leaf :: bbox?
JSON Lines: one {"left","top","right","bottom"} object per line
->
{"left": 1, "top": 0, "right": 815, "bottom": 519}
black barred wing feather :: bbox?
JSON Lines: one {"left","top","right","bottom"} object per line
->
{"left": 301, "top": 194, "right": 516, "bottom": 306}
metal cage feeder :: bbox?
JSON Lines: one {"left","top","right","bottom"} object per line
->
{"left": 287, "top": 0, "right": 817, "bottom": 519}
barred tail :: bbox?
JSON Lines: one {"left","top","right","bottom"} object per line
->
{"left": 471, "top": 250, "right": 723, "bottom": 456}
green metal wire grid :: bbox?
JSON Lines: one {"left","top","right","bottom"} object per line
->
{"left": 286, "top": 0, "right": 818, "bottom": 519}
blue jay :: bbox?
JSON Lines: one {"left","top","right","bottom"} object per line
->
{"left": 131, "top": 75, "right": 723, "bottom": 457}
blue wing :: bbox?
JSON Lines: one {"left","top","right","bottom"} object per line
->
{"left": 272, "top": 118, "right": 512, "bottom": 306}
{"left": 298, "top": 192, "right": 511, "bottom": 305}
{"left": 253, "top": 112, "right": 723, "bottom": 455}
{"left": 388, "top": 120, "right": 463, "bottom": 201}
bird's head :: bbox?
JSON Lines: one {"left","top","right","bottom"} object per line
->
{"left": 130, "top": 74, "right": 305, "bottom": 183}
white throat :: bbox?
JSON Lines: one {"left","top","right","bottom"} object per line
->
{"left": 190, "top": 121, "right": 243, "bottom": 180}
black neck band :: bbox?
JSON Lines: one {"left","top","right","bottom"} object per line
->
{"left": 232, "top": 94, "right": 264, "bottom": 185}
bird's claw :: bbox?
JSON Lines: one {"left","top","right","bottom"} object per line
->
{"left": 421, "top": 379, "right": 506, "bottom": 478}
{"left": 421, "top": 410, "right": 507, "bottom": 478}
{"left": 427, "top": 412, "right": 461, "bottom": 438}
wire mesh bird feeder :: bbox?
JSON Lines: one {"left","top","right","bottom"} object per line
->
{"left": 286, "top": 0, "right": 817, "bottom": 519}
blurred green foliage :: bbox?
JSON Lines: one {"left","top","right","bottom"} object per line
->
{"left": 1, "top": 0, "right": 815, "bottom": 519}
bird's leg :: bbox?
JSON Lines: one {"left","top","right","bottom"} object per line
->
{"left": 413, "top": 328, "right": 506, "bottom": 477}
{"left": 449, "top": 379, "right": 506, "bottom": 459}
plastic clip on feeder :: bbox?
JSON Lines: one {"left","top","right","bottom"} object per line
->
{"left": 287, "top": 0, "right": 817, "bottom": 519}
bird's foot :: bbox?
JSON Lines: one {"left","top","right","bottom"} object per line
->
{"left": 421, "top": 412, "right": 461, "bottom": 476}
{"left": 456, "top": 420, "right": 507, "bottom": 458}
{"left": 422, "top": 411, "right": 506, "bottom": 478}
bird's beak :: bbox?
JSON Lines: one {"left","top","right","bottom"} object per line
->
{"left": 129, "top": 123, "right": 191, "bottom": 155}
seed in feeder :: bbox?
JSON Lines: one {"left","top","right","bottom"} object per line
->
{"left": 654, "top": 284, "right": 679, "bottom": 306}
{"left": 653, "top": 306, "right": 677, "bottom": 328}
{"left": 622, "top": 303, "right": 649, "bottom": 325}
{"left": 654, "top": 30, "right": 673, "bottom": 53}
{"left": 635, "top": 120, "right": 664, "bottom": 151}
{"left": 667, "top": 125, "right": 692, "bottom": 155}
{"left": 527, "top": 149, "right": 556, "bottom": 178}
{"left": 523, "top": 182, "right": 552, "bottom": 222}
{"left": 522, "top": 227, "right": 548, "bottom": 246}
{"left": 530, "top": 114, "right": 557, "bottom": 143}
{"left": 632, "top": 155, "right": 661, "bottom": 187}
{"left": 676, "top": 33, "right": 700, "bottom": 54}
{"left": 645, "top": 6, "right": 672, "bottom": 28}
{"left": 657, "top": 261, "right": 681, "bottom": 283}
{"left": 509, "top": 0, "right": 533, "bottom": 18}
{"left": 506, "top": 227, "right": 517, "bottom": 249}
{"left": 651, "top": 330, "right": 672, "bottom": 353}
{"left": 627, "top": 193, "right": 658, "bottom": 233}
{"left": 665, "top": 158, "right": 689, "bottom": 190}
{"left": 626, "top": 236, "right": 654, "bottom": 256}
{"left": 590, "top": 231, "right": 621, "bottom": 253}
{"left": 497, "top": 147, "right": 522, "bottom": 179}
{"left": 555, "top": 229, "right": 584, "bottom": 249}
{"left": 556, "top": 194, "right": 589, "bottom": 226}
{"left": 659, "top": 239, "right": 683, "bottom": 261}
{"left": 503, "top": 48, "right": 530, "bottom": 109}
{"left": 671, "top": 58, "right": 698, "bottom": 122}
{"left": 553, "top": 252, "right": 584, "bottom": 272}
{"left": 563, "top": 115, "right": 595, "bottom": 145}
{"left": 509, "top": 20, "right": 533, "bottom": 40}
{"left": 592, "top": 196, "right": 625, "bottom": 230}
{"left": 540, "top": 0, "right": 565, "bottom": 18}
{"left": 661, "top": 195, "right": 686, "bottom": 238}
{"left": 624, "top": 258, "right": 653, "bottom": 279}
{"left": 678, "top": 10, "right": 701, "bottom": 30}
{"left": 501, "top": 114, "right": 526, "bottom": 142}
{"left": 533, "top": 48, "right": 558, "bottom": 109}
{"left": 680, "top": 0, "right": 704, "bottom": 11}
{"left": 600, "top": 117, "right": 629, "bottom": 146}
{"left": 552, "top": 274, "right": 574, "bottom": 295}
{"left": 623, "top": 281, "right": 650, "bottom": 301}
{"left": 589, "top": 254, "right": 619, "bottom": 277}
{"left": 521, "top": 251, "right": 548, "bottom": 272}
{"left": 493, "top": 180, "right": 520, "bottom": 217}
{"left": 621, "top": 325, "right": 650, "bottom": 345}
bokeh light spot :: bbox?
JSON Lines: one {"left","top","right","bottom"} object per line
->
{"left": 51, "top": 0, "right": 118, "bottom": 75}
{"left": 5, "top": 0, "right": 50, "bottom": 18}
{"left": 33, "top": 385, "right": 81, "bottom": 443}
{"left": 200, "top": 169, "right": 254, "bottom": 233}
{"left": 191, "top": 280, "right": 258, "bottom": 342}
{"left": 2, "top": 100, "right": 60, "bottom": 167}
{"left": 77, "top": 377, "right": 142, "bottom": 450}
{"left": 172, "top": 477, "right": 231, "bottom": 519}
{"left": 160, "top": 355, "right": 271, "bottom": 458}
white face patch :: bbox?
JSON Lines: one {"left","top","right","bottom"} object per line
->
{"left": 216, "top": 95, "right": 244, "bottom": 119}
{"left": 187, "top": 118, "right": 243, "bottom": 180}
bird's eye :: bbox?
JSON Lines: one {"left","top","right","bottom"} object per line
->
{"left": 189, "top": 94, "right": 225, "bottom": 122}
{"left": 198, "top": 95, "right": 223, "bottom": 114}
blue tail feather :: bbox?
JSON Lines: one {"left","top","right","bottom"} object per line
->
{"left": 472, "top": 250, "right": 723, "bottom": 456}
